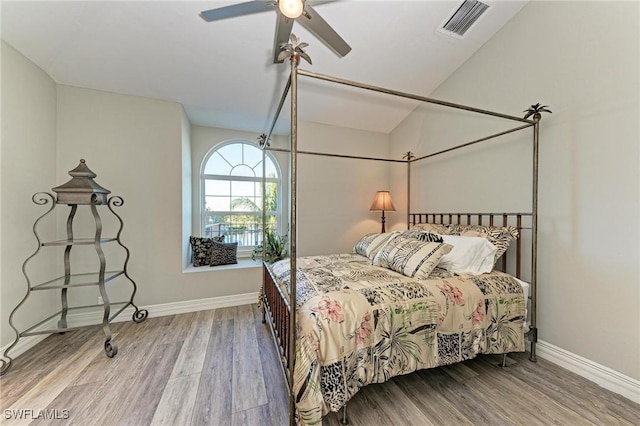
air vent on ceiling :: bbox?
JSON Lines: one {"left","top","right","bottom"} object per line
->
{"left": 439, "top": 0, "right": 490, "bottom": 38}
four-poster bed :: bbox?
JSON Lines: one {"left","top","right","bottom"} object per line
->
{"left": 258, "top": 39, "right": 542, "bottom": 425}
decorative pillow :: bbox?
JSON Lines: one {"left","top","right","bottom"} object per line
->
{"left": 410, "top": 223, "right": 450, "bottom": 235}
{"left": 372, "top": 235, "right": 452, "bottom": 280}
{"left": 400, "top": 231, "right": 444, "bottom": 243}
{"left": 439, "top": 235, "right": 497, "bottom": 275}
{"left": 210, "top": 241, "right": 238, "bottom": 267}
{"left": 353, "top": 232, "right": 398, "bottom": 260}
{"left": 447, "top": 225, "right": 519, "bottom": 262}
{"left": 190, "top": 236, "right": 224, "bottom": 267}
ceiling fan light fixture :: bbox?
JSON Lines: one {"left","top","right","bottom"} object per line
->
{"left": 278, "top": 0, "right": 304, "bottom": 19}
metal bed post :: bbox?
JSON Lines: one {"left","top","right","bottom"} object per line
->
{"left": 404, "top": 152, "right": 415, "bottom": 229}
{"left": 529, "top": 118, "right": 541, "bottom": 362}
{"left": 407, "top": 155, "right": 411, "bottom": 230}
{"left": 260, "top": 134, "right": 267, "bottom": 323}
{"left": 288, "top": 51, "right": 300, "bottom": 426}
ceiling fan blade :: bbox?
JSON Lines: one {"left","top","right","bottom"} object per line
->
{"left": 273, "top": 14, "right": 295, "bottom": 63}
{"left": 200, "top": 1, "right": 274, "bottom": 22}
{"left": 298, "top": 4, "right": 351, "bottom": 57}
{"left": 306, "top": 0, "right": 337, "bottom": 6}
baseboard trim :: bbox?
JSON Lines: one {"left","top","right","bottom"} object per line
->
{"left": 141, "top": 292, "right": 259, "bottom": 318}
{"left": 536, "top": 340, "right": 640, "bottom": 404}
{"left": 1, "top": 292, "right": 259, "bottom": 362}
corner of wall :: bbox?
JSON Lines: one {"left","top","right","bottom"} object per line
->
{"left": 181, "top": 107, "right": 192, "bottom": 269}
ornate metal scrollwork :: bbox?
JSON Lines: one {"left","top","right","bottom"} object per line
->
{"left": 107, "top": 195, "right": 147, "bottom": 326}
{"left": 1, "top": 192, "right": 57, "bottom": 376}
{"left": 0, "top": 359, "right": 12, "bottom": 376}
{"left": 105, "top": 340, "right": 118, "bottom": 358}
{"left": 108, "top": 195, "right": 124, "bottom": 208}
{"left": 133, "top": 309, "right": 148, "bottom": 323}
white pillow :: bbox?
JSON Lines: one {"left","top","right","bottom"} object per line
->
{"left": 438, "top": 235, "right": 497, "bottom": 275}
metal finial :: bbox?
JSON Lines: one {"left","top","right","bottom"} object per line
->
{"left": 52, "top": 159, "right": 110, "bottom": 205}
{"left": 257, "top": 133, "right": 270, "bottom": 148}
{"left": 523, "top": 103, "right": 552, "bottom": 121}
{"left": 403, "top": 151, "right": 416, "bottom": 161}
{"left": 277, "top": 33, "right": 312, "bottom": 64}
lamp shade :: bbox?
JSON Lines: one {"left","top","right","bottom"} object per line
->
{"left": 369, "top": 191, "right": 396, "bottom": 212}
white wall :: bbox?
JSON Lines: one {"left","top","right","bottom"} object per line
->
{"left": 181, "top": 107, "right": 192, "bottom": 269}
{"left": 297, "top": 121, "right": 391, "bottom": 255}
{"left": 55, "top": 86, "right": 261, "bottom": 308}
{"left": 1, "top": 42, "right": 58, "bottom": 349}
{"left": 390, "top": 1, "right": 639, "bottom": 380}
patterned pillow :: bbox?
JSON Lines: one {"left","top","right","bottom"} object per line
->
{"left": 190, "top": 236, "right": 225, "bottom": 267}
{"left": 446, "top": 225, "right": 519, "bottom": 262}
{"left": 400, "top": 231, "right": 444, "bottom": 243}
{"left": 410, "top": 223, "right": 450, "bottom": 235}
{"left": 353, "top": 232, "right": 398, "bottom": 260}
{"left": 372, "top": 235, "right": 453, "bottom": 280}
{"left": 210, "top": 241, "right": 238, "bottom": 266}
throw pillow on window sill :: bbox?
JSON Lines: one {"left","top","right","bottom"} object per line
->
{"left": 190, "top": 236, "right": 224, "bottom": 267}
{"left": 210, "top": 241, "right": 238, "bottom": 267}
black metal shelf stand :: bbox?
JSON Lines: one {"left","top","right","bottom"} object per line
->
{"left": 1, "top": 160, "right": 148, "bottom": 376}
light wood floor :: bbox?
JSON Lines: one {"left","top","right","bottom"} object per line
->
{"left": 1, "top": 304, "right": 638, "bottom": 425}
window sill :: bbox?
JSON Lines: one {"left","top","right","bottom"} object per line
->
{"left": 183, "top": 258, "right": 262, "bottom": 273}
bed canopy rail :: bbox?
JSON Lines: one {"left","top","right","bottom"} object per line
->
{"left": 263, "top": 74, "right": 291, "bottom": 149}
{"left": 258, "top": 35, "right": 544, "bottom": 425}
{"left": 265, "top": 146, "right": 406, "bottom": 163}
{"left": 297, "top": 69, "right": 534, "bottom": 124}
{"left": 410, "top": 123, "right": 534, "bottom": 162}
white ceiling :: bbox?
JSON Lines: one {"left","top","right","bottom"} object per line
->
{"left": 1, "top": 0, "right": 527, "bottom": 135}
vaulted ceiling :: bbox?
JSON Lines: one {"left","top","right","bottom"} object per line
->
{"left": 1, "top": 1, "right": 527, "bottom": 134}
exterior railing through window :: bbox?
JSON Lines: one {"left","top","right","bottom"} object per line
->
{"left": 204, "top": 222, "right": 277, "bottom": 247}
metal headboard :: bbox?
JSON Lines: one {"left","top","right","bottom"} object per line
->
{"left": 409, "top": 212, "right": 532, "bottom": 279}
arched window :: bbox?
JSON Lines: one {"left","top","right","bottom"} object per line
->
{"left": 201, "top": 141, "right": 280, "bottom": 254}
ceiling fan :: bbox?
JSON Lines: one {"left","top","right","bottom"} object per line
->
{"left": 199, "top": 0, "right": 351, "bottom": 63}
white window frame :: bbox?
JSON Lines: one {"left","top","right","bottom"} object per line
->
{"left": 200, "top": 140, "right": 282, "bottom": 257}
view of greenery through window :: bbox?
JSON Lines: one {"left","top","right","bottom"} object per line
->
{"left": 202, "top": 142, "right": 280, "bottom": 249}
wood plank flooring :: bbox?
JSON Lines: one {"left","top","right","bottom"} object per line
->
{"left": 1, "top": 304, "right": 638, "bottom": 425}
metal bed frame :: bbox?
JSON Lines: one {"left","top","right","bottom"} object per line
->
{"left": 258, "top": 41, "right": 542, "bottom": 425}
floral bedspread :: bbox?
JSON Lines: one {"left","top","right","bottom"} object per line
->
{"left": 268, "top": 253, "right": 525, "bottom": 425}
